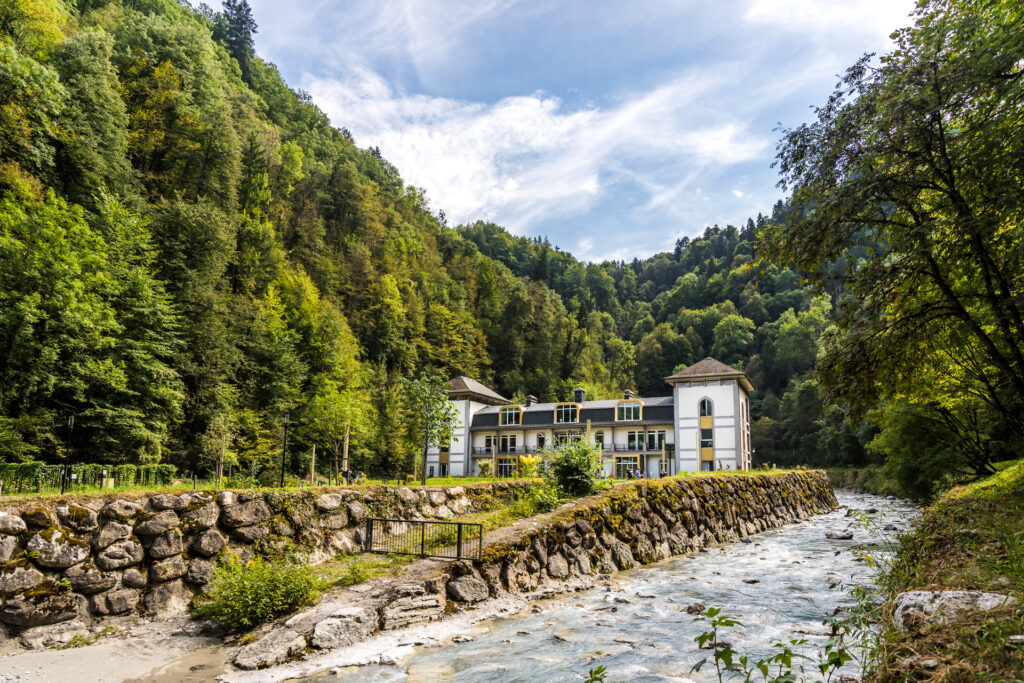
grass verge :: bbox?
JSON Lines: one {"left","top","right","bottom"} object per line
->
{"left": 872, "top": 458, "right": 1024, "bottom": 680}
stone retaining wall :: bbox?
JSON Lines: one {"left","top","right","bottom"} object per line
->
{"left": 0, "top": 481, "right": 535, "bottom": 648}
{"left": 234, "top": 470, "right": 837, "bottom": 669}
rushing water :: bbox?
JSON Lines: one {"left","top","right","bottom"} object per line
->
{"left": 319, "top": 492, "right": 916, "bottom": 682}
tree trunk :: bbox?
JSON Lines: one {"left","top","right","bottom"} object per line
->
{"left": 421, "top": 432, "right": 429, "bottom": 486}
{"left": 310, "top": 444, "right": 316, "bottom": 486}
{"left": 342, "top": 424, "right": 350, "bottom": 474}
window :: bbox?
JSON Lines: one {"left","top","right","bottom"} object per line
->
{"left": 497, "top": 458, "right": 516, "bottom": 477}
{"left": 537, "top": 433, "right": 545, "bottom": 449}
{"left": 499, "top": 434, "right": 517, "bottom": 453}
{"left": 594, "top": 431, "right": 605, "bottom": 449}
{"left": 555, "top": 404, "right": 579, "bottom": 423}
{"left": 500, "top": 407, "right": 521, "bottom": 425}
{"left": 428, "top": 466, "right": 435, "bottom": 478}
{"left": 699, "top": 398, "right": 713, "bottom": 417}
{"left": 554, "top": 431, "right": 581, "bottom": 447}
{"left": 701, "top": 461, "right": 714, "bottom": 472}
{"left": 647, "top": 430, "right": 666, "bottom": 450}
{"left": 627, "top": 430, "right": 643, "bottom": 450}
{"left": 439, "top": 463, "right": 449, "bottom": 477}
{"left": 700, "top": 428, "right": 713, "bottom": 449}
{"left": 616, "top": 401, "right": 641, "bottom": 421}
{"left": 615, "top": 456, "right": 639, "bottom": 479}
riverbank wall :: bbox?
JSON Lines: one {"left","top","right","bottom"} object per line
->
{"left": 234, "top": 470, "right": 837, "bottom": 669}
{"left": 0, "top": 481, "right": 535, "bottom": 646}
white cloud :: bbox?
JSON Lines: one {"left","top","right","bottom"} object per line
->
{"left": 744, "top": 0, "right": 914, "bottom": 40}
{"left": 306, "top": 66, "right": 772, "bottom": 236}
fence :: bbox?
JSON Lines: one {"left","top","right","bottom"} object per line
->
{"left": 0, "top": 462, "right": 178, "bottom": 495}
{"left": 364, "top": 518, "right": 483, "bottom": 560}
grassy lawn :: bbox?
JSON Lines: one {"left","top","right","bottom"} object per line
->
{"left": 873, "top": 458, "right": 1024, "bottom": 680}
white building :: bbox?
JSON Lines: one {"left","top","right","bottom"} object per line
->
{"left": 425, "top": 357, "right": 754, "bottom": 478}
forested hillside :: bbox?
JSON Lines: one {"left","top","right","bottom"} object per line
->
{"left": 0, "top": 0, "right": 864, "bottom": 483}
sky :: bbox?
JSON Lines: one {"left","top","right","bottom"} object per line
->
{"left": 246, "top": 0, "right": 916, "bottom": 262}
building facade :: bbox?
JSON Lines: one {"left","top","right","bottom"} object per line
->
{"left": 425, "top": 357, "right": 754, "bottom": 478}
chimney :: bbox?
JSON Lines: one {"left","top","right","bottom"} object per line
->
{"left": 573, "top": 387, "right": 586, "bottom": 403}
{"left": 623, "top": 389, "right": 635, "bottom": 399}
{"left": 525, "top": 395, "right": 537, "bottom": 407}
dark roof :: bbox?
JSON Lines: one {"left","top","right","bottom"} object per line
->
{"left": 664, "top": 357, "right": 755, "bottom": 392}
{"left": 447, "top": 376, "right": 510, "bottom": 405}
{"left": 470, "top": 395, "right": 674, "bottom": 430}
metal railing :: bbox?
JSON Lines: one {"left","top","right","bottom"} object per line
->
{"left": 364, "top": 518, "right": 483, "bottom": 560}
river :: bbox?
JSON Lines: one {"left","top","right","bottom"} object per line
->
{"left": 315, "top": 491, "right": 916, "bottom": 682}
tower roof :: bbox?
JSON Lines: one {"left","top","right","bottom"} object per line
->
{"left": 447, "top": 376, "right": 511, "bottom": 405}
{"left": 665, "top": 357, "right": 755, "bottom": 392}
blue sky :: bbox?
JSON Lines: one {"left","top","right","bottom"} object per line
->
{"left": 247, "top": 0, "right": 916, "bottom": 261}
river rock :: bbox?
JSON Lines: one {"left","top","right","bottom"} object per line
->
{"left": 122, "top": 568, "right": 148, "bottom": 589}
{"left": 825, "top": 530, "right": 854, "bottom": 540}
{"left": 220, "top": 499, "right": 271, "bottom": 527}
{"left": 186, "top": 558, "right": 215, "bottom": 586}
{"left": 64, "top": 564, "right": 117, "bottom": 595}
{"left": 90, "top": 588, "right": 140, "bottom": 615}
{"left": 150, "top": 494, "right": 191, "bottom": 511}
{"left": 230, "top": 523, "right": 269, "bottom": 543}
{"left": 347, "top": 501, "right": 367, "bottom": 525}
{"left": 92, "top": 521, "right": 132, "bottom": 550}
{"left": 0, "top": 512, "right": 27, "bottom": 535}
{"left": 892, "top": 590, "right": 1018, "bottom": 630}
{"left": 148, "top": 530, "right": 184, "bottom": 559}
{"left": 101, "top": 500, "right": 142, "bottom": 521}
{"left": 0, "top": 535, "right": 18, "bottom": 563}
{"left": 96, "top": 540, "right": 144, "bottom": 570}
{"left": 143, "top": 579, "right": 190, "bottom": 616}
{"left": 316, "top": 493, "right": 343, "bottom": 511}
{"left": 27, "top": 529, "right": 89, "bottom": 568}
{"left": 56, "top": 504, "right": 98, "bottom": 531}
{"left": 19, "top": 620, "right": 88, "bottom": 649}
{"left": 182, "top": 502, "right": 220, "bottom": 530}
{"left": 234, "top": 628, "right": 307, "bottom": 669}
{"left": 150, "top": 555, "right": 186, "bottom": 583}
{"left": 0, "top": 566, "right": 44, "bottom": 596}
{"left": 192, "top": 529, "right": 227, "bottom": 557}
{"left": 134, "top": 510, "right": 179, "bottom": 537}
{"left": 381, "top": 587, "right": 445, "bottom": 630}
{"left": 0, "top": 594, "right": 86, "bottom": 627}
{"left": 546, "top": 553, "right": 569, "bottom": 580}
{"left": 21, "top": 506, "right": 57, "bottom": 529}
{"left": 447, "top": 576, "right": 489, "bottom": 603}
{"left": 310, "top": 607, "right": 377, "bottom": 649}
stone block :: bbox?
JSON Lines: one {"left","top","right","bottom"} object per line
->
{"left": 447, "top": 576, "right": 489, "bottom": 603}
{"left": 96, "top": 540, "right": 144, "bottom": 571}
{"left": 220, "top": 499, "right": 271, "bottom": 528}
{"left": 56, "top": 504, "right": 98, "bottom": 531}
{"left": 90, "top": 588, "right": 140, "bottom": 616}
{"left": 181, "top": 502, "right": 220, "bottom": 530}
{"left": 192, "top": 529, "right": 227, "bottom": 557}
{"left": 150, "top": 555, "right": 185, "bottom": 583}
{"left": 64, "top": 564, "right": 117, "bottom": 595}
{"left": 310, "top": 607, "right": 376, "bottom": 649}
{"left": 316, "top": 493, "right": 343, "bottom": 511}
{"left": 234, "top": 628, "right": 307, "bottom": 669}
{"left": 27, "top": 529, "right": 89, "bottom": 569}
{"left": 134, "top": 510, "right": 179, "bottom": 537}
{"left": 0, "top": 566, "right": 44, "bottom": 596}
{"left": 0, "top": 512, "right": 27, "bottom": 535}
{"left": 92, "top": 521, "right": 132, "bottom": 550}
{"left": 100, "top": 500, "right": 142, "bottom": 521}
{"left": 147, "top": 530, "right": 184, "bottom": 559}
{"left": 149, "top": 494, "right": 191, "bottom": 511}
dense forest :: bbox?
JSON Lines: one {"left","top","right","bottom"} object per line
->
{"left": 2, "top": 0, "right": 1018, "bottom": 498}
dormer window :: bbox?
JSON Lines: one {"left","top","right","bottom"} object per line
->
{"left": 554, "top": 404, "right": 579, "bottom": 423}
{"left": 616, "top": 400, "right": 641, "bottom": 421}
{"left": 499, "top": 407, "right": 522, "bottom": 425}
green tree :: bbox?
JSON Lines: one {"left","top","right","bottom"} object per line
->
{"left": 401, "top": 371, "right": 458, "bottom": 485}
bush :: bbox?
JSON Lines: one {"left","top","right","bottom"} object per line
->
{"left": 477, "top": 460, "right": 492, "bottom": 477}
{"left": 192, "top": 553, "right": 323, "bottom": 630}
{"left": 516, "top": 455, "right": 542, "bottom": 478}
{"left": 543, "top": 442, "right": 604, "bottom": 497}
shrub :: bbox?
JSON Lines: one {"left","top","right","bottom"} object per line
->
{"left": 543, "top": 442, "right": 604, "bottom": 497}
{"left": 192, "top": 553, "right": 322, "bottom": 630}
{"left": 516, "top": 455, "right": 542, "bottom": 478}
{"left": 477, "top": 460, "right": 493, "bottom": 477}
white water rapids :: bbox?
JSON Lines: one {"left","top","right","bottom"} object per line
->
{"left": 313, "top": 492, "right": 917, "bottom": 682}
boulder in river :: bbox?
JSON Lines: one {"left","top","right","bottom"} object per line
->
{"left": 825, "top": 530, "right": 854, "bottom": 540}
{"left": 892, "top": 590, "right": 1017, "bottom": 630}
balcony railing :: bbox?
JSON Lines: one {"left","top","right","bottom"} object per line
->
{"left": 471, "top": 444, "right": 673, "bottom": 456}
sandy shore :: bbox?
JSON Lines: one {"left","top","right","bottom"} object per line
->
{"left": 0, "top": 619, "right": 220, "bottom": 683}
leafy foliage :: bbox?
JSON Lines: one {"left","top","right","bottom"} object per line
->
{"left": 193, "top": 553, "right": 322, "bottom": 630}
{"left": 542, "top": 441, "right": 604, "bottom": 497}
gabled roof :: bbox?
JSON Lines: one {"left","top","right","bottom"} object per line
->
{"left": 448, "top": 376, "right": 511, "bottom": 405}
{"left": 665, "top": 357, "right": 755, "bottom": 393}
